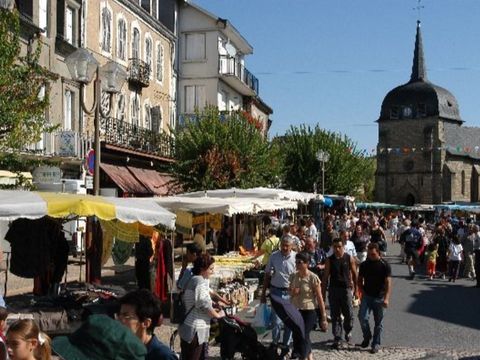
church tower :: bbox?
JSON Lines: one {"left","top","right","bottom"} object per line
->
{"left": 375, "top": 21, "right": 469, "bottom": 205}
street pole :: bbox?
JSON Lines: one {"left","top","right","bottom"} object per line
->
{"left": 93, "top": 73, "right": 101, "bottom": 196}
{"left": 322, "top": 159, "right": 325, "bottom": 195}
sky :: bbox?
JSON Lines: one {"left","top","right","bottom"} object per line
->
{"left": 193, "top": 0, "right": 480, "bottom": 152}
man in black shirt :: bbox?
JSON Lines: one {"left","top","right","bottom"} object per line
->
{"left": 323, "top": 238, "right": 358, "bottom": 349}
{"left": 357, "top": 242, "right": 392, "bottom": 354}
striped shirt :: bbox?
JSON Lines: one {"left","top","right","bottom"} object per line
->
{"left": 178, "top": 275, "right": 213, "bottom": 345}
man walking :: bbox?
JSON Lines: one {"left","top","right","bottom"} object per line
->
{"left": 323, "top": 238, "right": 357, "bottom": 349}
{"left": 261, "top": 235, "right": 297, "bottom": 356}
{"left": 357, "top": 242, "right": 392, "bottom": 354}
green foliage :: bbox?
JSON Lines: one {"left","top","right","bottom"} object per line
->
{"left": 0, "top": 9, "right": 57, "bottom": 151}
{"left": 171, "top": 107, "right": 281, "bottom": 191}
{"left": 279, "top": 124, "right": 375, "bottom": 199}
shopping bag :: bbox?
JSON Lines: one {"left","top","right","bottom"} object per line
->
{"left": 252, "top": 303, "right": 271, "bottom": 333}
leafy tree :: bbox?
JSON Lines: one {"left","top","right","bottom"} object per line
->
{"left": 0, "top": 8, "right": 57, "bottom": 151}
{"left": 170, "top": 107, "right": 281, "bottom": 191}
{"left": 279, "top": 124, "right": 375, "bottom": 199}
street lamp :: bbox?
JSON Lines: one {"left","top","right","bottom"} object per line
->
{"left": 316, "top": 150, "right": 330, "bottom": 195}
{"left": 0, "top": 0, "right": 15, "bottom": 10}
{"left": 66, "top": 48, "right": 127, "bottom": 195}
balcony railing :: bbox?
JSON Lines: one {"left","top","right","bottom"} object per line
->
{"left": 218, "top": 55, "right": 259, "bottom": 94}
{"left": 101, "top": 117, "right": 174, "bottom": 158}
{"left": 128, "top": 58, "right": 150, "bottom": 87}
{"left": 23, "top": 131, "right": 93, "bottom": 159}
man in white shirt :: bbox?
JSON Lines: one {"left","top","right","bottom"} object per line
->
{"left": 306, "top": 217, "right": 318, "bottom": 241}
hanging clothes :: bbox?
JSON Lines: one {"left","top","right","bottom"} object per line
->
{"left": 135, "top": 235, "right": 153, "bottom": 290}
{"left": 154, "top": 236, "right": 166, "bottom": 301}
{"left": 112, "top": 240, "right": 134, "bottom": 266}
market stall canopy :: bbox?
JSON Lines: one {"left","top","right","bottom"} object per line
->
{"left": 434, "top": 203, "right": 480, "bottom": 214}
{"left": 154, "top": 196, "right": 298, "bottom": 216}
{"left": 356, "top": 202, "right": 405, "bottom": 210}
{"left": 179, "top": 187, "right": 321, "bottom": 203}
{"left": 0, "top": 190, "right": 176, "bottom": 228}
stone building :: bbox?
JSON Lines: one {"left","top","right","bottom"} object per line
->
{"left": 375, "top": 21, "right": 480, "bottom": 205}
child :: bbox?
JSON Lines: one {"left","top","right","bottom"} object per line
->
{"left": 0, "top": 307, "right": 7, "bottom": 360}
{"left": 6, "top": 319, "right": 51, "bottom": 360}
{"left": 448, "top": 236, "right": 463, "bottom": 282}
{"left": 425, "top": 243, "right": 439, "bottom": 280}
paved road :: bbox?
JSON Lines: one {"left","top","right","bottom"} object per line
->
{"left": 207, "top": 242, "right": 480, "bottom": 359}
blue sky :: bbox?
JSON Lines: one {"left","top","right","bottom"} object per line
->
{"left": 193, "top": 0, "right": 480, "bottom": 152}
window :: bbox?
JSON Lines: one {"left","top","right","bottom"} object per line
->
{"left": 156, "top": 43, "right": 164, "bottom": 82}
{"left": 117, "top": 19, "right": 127, "bottom": 60}
{"left": 65, "top": 6, "right": 74, "bottom": 44}
{"left": 390, "top": 106, "right": 399, "bottom": 119}
{"left": 145, "top": 37, "right": 152, "bottom": 74}
{"left": 185, "top": 33, "right": 206, "bottom": 60}
{"left": 132, "top": 28, "right": 140, "bottom": 59}
{"left": 116, "top": 94, "right": 126, "bottom": 121}
{"left": 101, "top": 6, "right": 112, "bottom": 53}
{"left": 417, "top": 103, "right": 426, "bottom": 117}
{"left": 185, "top": 85, "right": 206, "bottom": 113}
{"left": 131, "top": 94, "right": 140, "bottom": 126}
{"left": 461, "top": 170, "right": 466, "bottom": 195}
{"left": 39, "top": 0, "right": 48, "bottom": 32}
{"left": 64, "top": 90, "right": 73, "bottom": 130}
{"left": 141, "top": 0, "right": 151, "bottom": 13}
{"left": 144, "top": 103, "right": 151, "bottom": 129}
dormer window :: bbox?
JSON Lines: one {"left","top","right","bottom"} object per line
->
{"left": 402, "top": 106, "right": 413, "bottom": 118}
{"left": 390, "top": 106, "right": 399, "bottom": 119}
{"left": 417, "top": 103, "right": 426, "bottom": 117}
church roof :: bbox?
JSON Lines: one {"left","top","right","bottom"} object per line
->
{"left": 378, "top": 22, "right": 462, "bottom": 123}
{"left": 444, "top": 123, "right": 480, "bottom": 160}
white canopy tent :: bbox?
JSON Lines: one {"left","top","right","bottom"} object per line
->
{"left": 0, "top": 190, "right": 176, "bottom": 229}
{"left": 179, "top": 187, "right": 322, "bottom": 204}
{"left": 154, "top": 196, "right": 298, "bottom": 216}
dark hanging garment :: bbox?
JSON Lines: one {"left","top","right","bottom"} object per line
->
{"left": 5, "top": 217, "right": 60, "bottom": 278}
{"left": 135, "top": 235, "right": 153, "bottom": 290}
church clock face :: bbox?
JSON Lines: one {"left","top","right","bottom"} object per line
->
{"left": 402, "top": 106, "right": 413, "bottom": 118}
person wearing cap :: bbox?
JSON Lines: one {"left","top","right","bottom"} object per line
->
{"left": 52, "top": 314, "right": 147, "bottom": 360}
{"left": 117, "top": 289, "right": 177, "bottom": 360}
{"left": 261, "top": 234, "right": 297, "bottom": 357}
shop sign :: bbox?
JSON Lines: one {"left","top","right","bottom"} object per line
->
{"left": 57, "top": 131, "right": 77, "bottom": 157}
{"left": 85, "top": 176, "right": 93, "bottom": 189}
{"left": 32, "top": 166, "right": 62, "bottom": 183}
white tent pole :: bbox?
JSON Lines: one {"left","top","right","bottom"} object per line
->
{"left": 233, "top": 214, "right": 236, "bottom": 251}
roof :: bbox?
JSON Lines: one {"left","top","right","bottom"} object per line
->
{"left": 378, "top": 21, "right": 462, "bottom": 122}
{"left": 444, "top": 123, "right": 480, "bottom": 160}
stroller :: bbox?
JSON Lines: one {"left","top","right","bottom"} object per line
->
{"left": 217, "top": 316, "right": 280, "bottom": 360}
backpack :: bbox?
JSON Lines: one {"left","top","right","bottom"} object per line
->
{"left": 404, "top": 229, "right": 421, "bottom": 249}
{"left": 171, "top": 278, "right": 194, "bottom": 324}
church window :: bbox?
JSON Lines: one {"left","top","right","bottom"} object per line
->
{"left": 461, "top": 170, "right": 466, "bottom": 195}
{"left": 403, "top": 159, "right": 414, "bottom": 172}
{"left": 447, "top": 100, "right": 453, "bottom": 107}
{"left": 417, "top": 103, "right": 426, "bottom": 117}
{"left": 423, "top": 126, "right": 433, "bottom": 146}
{"left": 402, "top": 106, "right": 413, "bottom": 118}
{"left": 390, "top": 106, "right": 399, "bottom": 119}
{"left": 390, "top": 177, "right": 394, "bottom": 186}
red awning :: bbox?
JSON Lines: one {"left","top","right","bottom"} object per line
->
{"left": 127, "top": 166, "right": 177, "bottom": 196}
{"left": 100, "top": 163, "right": 151, "bottom": 195}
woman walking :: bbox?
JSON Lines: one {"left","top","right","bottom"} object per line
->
{"left": 289, "top": 252, "right": 328, "bottom": 360}
{"left": 448, "top": 236, "right": 463, "bottom": 282}
{"left": 178, "top": 254, "right": 224, "bottom": 360}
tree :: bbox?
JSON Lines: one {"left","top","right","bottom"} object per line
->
{"left": 0, "top": 8, "right": 57, "bottom": 151}
{"left": 278, "top": 124, "right": 375, "bottom": 199}
{"left": 170, "top": 107, "right": 281, "bottom": 191}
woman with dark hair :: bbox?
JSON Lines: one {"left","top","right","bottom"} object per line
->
{"left": 289, "top": 252, "right": 328, "bottom": 360}
{"left": 178, "top": 254, "right": 224, "bottom": 360}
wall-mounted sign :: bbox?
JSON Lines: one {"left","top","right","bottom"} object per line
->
{"left": 32, "top": 166, "right": 62, "bottom": 184}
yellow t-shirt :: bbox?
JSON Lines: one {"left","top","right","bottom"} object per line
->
{"left": 261, "top": 235, "right": 279, "bottom": 265}
{"left": 289, "top": 271, "right": 321, "bottom": 310}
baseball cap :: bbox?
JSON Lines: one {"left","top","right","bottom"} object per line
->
{"left": 52, "top": 315, "right": 147, "bottom": 360}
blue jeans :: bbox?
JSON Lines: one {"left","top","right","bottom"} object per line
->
{"left": 358, "top": 295, "right": 385, "bottom": 347}
{"left": 270, "top": 287, "right": 292, "bottom": 347}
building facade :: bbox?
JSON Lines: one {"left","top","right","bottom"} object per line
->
{"left": 375, "top": 21, "right": 480, "bottom": 205}
{"left": 177, "top": 2, "right": 272, "bottom": 135}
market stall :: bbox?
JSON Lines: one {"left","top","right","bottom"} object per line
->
{"left": 0, "top": 190, "right": 177, "bottom": 335}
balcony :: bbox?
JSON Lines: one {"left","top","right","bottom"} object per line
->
{"left": 101, "top": 117, "right": 174, "bottom": 159}
{"left": 128, "top": 58, "right": 150, "bottom": 87}
{"left": 218, "top": 55, "right": 259, "bottom": 96}
{"left": 23, "top": 131, "right": 93, "bottom": 159}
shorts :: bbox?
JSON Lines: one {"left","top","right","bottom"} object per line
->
{"left": 405, "top": 247, "right": 419, "bottom": 262}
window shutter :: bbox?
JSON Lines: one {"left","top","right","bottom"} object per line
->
{"left": 65, "top": 7, "right": 73, "bottom": 44}
{"left": 39, "top": 0, "right": 48, "bottom": 31}
{"left": 151, "top": 106, "right": 161, "bottom": 133}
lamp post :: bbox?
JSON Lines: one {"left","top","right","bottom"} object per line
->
{"left": 316, "top": 150, "right": 330, "bottom": 195}
{"left": 66, "top": 48, "right": 127, "bottom": 195}
{"left": 0, "top": 0, "right": 15, "bottom": 10}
